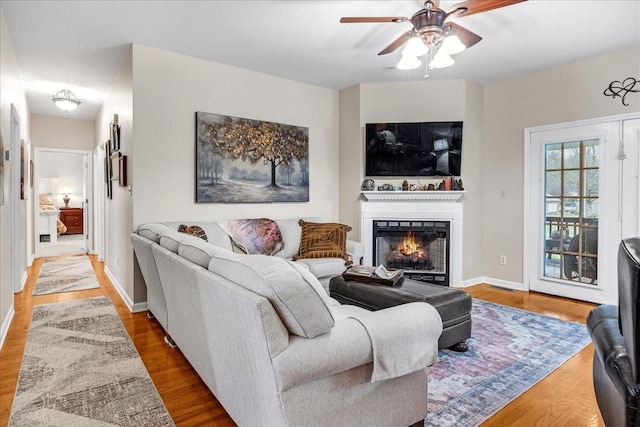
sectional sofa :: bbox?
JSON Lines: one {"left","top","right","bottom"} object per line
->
{"left": 130, "top": 218, "right": 443, "bottom": 426}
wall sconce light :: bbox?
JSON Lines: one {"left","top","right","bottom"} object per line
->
{"left": 52, "top": 89, "right": 81, "bottom": 112}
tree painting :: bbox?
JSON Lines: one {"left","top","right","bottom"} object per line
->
{"left": 196, "top": 112, "right": 309, "bottom": 203}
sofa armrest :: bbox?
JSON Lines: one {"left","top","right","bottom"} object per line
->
{"left": 587, "top": 305, "right": 638, "bottom": 399}
{"left": 272, "top": 303, "right": 441, "bottom": 391}
{"left": 346, "top": 240, "right": 365, "bottom": 264}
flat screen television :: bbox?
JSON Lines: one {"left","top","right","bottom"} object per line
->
{"left": 365, "top": 121, "right": 463, "bottom": 177}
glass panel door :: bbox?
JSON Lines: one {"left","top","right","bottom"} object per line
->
{"left": 543, "top": 140, "right": 599, "bottom": 284}
{"left": 527, "top": 120, "right": 622, "bottom": 304}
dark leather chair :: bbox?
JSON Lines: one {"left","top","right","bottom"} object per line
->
{"left": 587, "top": 237, "right": 640, "bottom": 427}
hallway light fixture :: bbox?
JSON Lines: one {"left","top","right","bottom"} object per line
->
{"left": 52, "top": 89, "right": 81, "bottom": 112}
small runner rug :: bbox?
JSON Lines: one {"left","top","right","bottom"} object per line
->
{"left": 425, "top": 299, "right": 592, "bottom": 426}
{"left": 33, "top": 256, "right": 100, "bottom": 295}
{"left": 8, "top": 296, "right": 175, "bottom": 426}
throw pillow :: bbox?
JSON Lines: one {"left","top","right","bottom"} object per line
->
{"left": 293, "top": 219, "right": 352, "bottom": 265}
{"left": 178, "top": 224, "right": 208, "bottom": 241}
{"left": 218, "top": 218, "right": 284, "bottom": 256}
{"left": 208, "top": 251, "right": 335, "bottom": 338}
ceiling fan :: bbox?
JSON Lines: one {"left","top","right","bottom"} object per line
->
{"left": 340, "top": 0, "right": 526, "bottom": 71}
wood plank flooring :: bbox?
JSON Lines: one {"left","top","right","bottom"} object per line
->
{"left": 0, "top": 256, "right": 604, "bottom": 426}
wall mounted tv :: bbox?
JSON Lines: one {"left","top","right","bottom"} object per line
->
{"left": 365, "top": 121, "right": 463, "bottom": 177}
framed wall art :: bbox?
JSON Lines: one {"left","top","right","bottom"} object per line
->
{"left": 195, "top": 111, "right": 309, "bottom": 203}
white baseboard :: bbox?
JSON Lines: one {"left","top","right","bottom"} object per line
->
{"left": 131, "top": 301, "right": 148, "bottom": 313}
{"left": 20, "top": 270, "right": 28, "bottom": 293}
{"left": 104, "top": 266, "right": 148, "bottom": 313}
{"left": 458, "top": 276, "right": 524, "bottom": 291}
{"left": 482, "top": 277, "right": 525, "bottom": 291}
{"left": 458, "top": 277, "right": 484, "bottom": 287}
{"left": 0, "top": 304, "right": 15, "bottom": 351}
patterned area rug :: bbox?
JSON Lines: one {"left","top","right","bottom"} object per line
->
{"left": 425, "top": 299, "right": 592, "bottom": 426}
{"left": 33, "top": 256, "right": 100, "bottom": 295}
{"left": 8, "top": 297, "right": 175, "bottom": 426}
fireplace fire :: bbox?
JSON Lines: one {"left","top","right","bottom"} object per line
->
{"left": 373, "top": 220, "right": 449, "bottom": 286}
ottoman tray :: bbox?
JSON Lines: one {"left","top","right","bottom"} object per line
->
{"left": 329, "top": 276, "right": 472, "bottom": 352}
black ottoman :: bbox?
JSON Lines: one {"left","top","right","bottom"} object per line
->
{"left": 329, "top": 276, "right": 472, "bottom": 352}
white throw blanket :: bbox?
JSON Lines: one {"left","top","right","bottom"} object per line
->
{"left": 349, "top": 302, "right": 442, "bottom": 383}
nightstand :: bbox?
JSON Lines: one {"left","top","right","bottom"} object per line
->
{"left": 59, "top": 207, "right": 83, "bottom": 234}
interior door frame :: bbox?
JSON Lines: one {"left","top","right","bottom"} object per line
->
{"left": 33, "top": 147, "right": 94, "bottom": 257}
{"left": 523, "top": 112, "right": 639, "bottom": 304}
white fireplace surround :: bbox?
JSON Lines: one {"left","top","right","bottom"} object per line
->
{"left": 360, "top": 191, "right": 464, "bottom": 288}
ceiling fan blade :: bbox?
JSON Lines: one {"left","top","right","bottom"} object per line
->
{"left": 448, "top": 0, "right": 526, "bottom": 17}
{"left": 340, "top": 16, "right": 408, "bottom": 23}
{"left": 378, "top": 31, "right": 413, "bottom": 55}
{"left": 448, "top": 23, "right": 482, "bottom": 48}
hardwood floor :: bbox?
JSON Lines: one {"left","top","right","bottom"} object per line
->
{"left": 0, "top": 256, "right": 604, "bottom": 426}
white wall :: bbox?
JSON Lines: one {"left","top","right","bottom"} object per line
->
{"left": 131, "top": 44, "right": 340, "bottom": 225}
{"left": 481, "top": 47, "right": 640, "bottom": 285}
{"left": 30, "top": 114, "right": 94, "bottom": 150}
{"left": 0, "top": 6, "right": 30, "bottom": 349}
{"left": 95, "top": 47, "right": 135, "bottom": 306}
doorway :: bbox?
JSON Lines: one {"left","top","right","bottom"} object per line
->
{"left": 525, "top": 114, "right": 639, "bottom": 304}
{"left": 33, "top": 148, "right": 93, "bottom": 258}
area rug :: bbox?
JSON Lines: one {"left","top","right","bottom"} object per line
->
{"left": 8, "top": 296, "right": 175, "bottom": 426}
{"left": 32, "top": 256, "right": 100, "bottom": 295}
{"left": 425, "top": 299, "right": 592, "bottom": 426}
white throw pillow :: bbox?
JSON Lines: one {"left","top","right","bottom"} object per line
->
{"left": 208, "top": 250, "right": 335, "bottom": 338}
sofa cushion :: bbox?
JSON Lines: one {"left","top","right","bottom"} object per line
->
{"left": 295, "top": 257, "right": 349, "bottom": 279}
{"left": 208, "top": 251, "right": 335, "bottom": 338}
{"left": 178, "top": 224, "right": 208, "bottom": 241}
{"left": 159, "top": 229, "right": 190, "bottom": 253}
{"left": 178, "top": 237, "right": 228, "bottom": 268}
{"left": 218, "top": 218, "right": 284, "bottom": 255}
{"left": 138, "top": 223, "right": 171, "bottom": 243}
{"left": 273, "top": 217, "right": 319, "bottom": 259}
{"left": 294, "top": 220, "right": 352, "bottom": 265}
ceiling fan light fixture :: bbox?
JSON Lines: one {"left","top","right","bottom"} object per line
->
{"left": 429, "top": 49, "right": 455, "bottom": 69}
{"left": 402, "top": 36, "right": 429, "bottom": 57}
{"left": 441, "top": 34, "right": 466, "bottom": 55}
{"left": 52, "top": 89, "right": 81, "bottom": 112}
{"left": 397, "top": 54, "right": 422, "bottom": 70}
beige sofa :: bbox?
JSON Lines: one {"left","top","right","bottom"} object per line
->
{"left": 131, "top": 217, "right": 365, "bottom": 333}
{"left": 131, "top": 221, "right": 443, "bottom": 426}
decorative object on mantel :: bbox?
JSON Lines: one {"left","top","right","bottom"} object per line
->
{"left": 604, "top": 77, "right": 639, "bottom": 106}
{"left": 378, "top": 183, "right": 394, "bottom": 191}
{"left": 402, "top": 180, "right": 409, "bottom": 191}
{"left": 361, "top": 178, "right": 375, "bottom": 191}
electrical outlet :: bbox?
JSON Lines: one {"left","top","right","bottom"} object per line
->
{"left": 500, "top": 255, "right": 507, "bottom": 265}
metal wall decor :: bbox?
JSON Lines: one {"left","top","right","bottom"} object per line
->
{"left": 604, "top": 77, "right": 639, "bottom": 106}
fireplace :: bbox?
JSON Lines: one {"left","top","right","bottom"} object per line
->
{"left": 360, "top": 190, "right": 464, "bottom": 288}
{"left": 373, "top": 220, "right": 450, "bottom": 286}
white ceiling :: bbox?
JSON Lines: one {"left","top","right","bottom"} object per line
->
{"left": 3, "top": 0, "right": 640, "bottom": 121}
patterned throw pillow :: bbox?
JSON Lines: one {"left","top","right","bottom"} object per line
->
{"left": 218, "top": 218, "right": 284, "bottom": 256}
{"left": 177, "top": 224, "right": 208, "bottom": 242}
{"left": 293, "top": 219, "right": 352, "bottom": 265}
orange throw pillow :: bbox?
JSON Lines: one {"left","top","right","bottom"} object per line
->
{"left": 294, "top": 219, "right": 352, "bottom": 265}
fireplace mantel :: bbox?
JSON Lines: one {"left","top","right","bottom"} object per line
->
{"left": 360, "top": 193, "right": 464, "bottom": 287}
{"left": 361, "top": 191, "right": 465, "bottom": 202}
